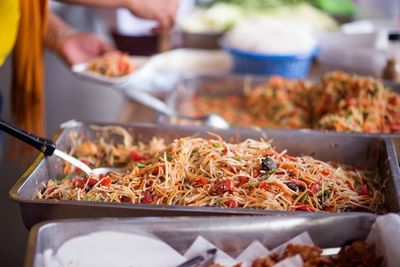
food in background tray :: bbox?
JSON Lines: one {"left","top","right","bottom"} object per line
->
{"left": 87, "top": 51, "right": 134, "bottom": 77}
{"left": 177, "top": 71, "right": 400, "bottom": 133}
{"left": 37, "top": 126, "right": 384, "bottom": 213}
{"left": 178, "top": 77, "right": 312, "bottom": 129}
{"left": 241, "top": 241, "right": 382, "bottom": 267}
{"left": 312, "top": 71, "right": 400, "bottom": 133}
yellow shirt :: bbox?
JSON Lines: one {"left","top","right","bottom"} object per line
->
{"left": 0, "top": 0, "right": 20, "bottom": 66}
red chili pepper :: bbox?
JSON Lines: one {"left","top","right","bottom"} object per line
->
{"left": 100, "top": 177, "right": 111, "bottom": 186}
{"left": 143, "top": 191, "right": 153, "bottom": 204}
{"left": 238, "top": 176, "right": 248, "bottom": 185}
{"left": 259, "top": 182, "right": 267, "bottom": 189}
{"left": 73, "top": 178, "right": 86, "bottom": 189}
{"left": 295, "top": 204, "right": 315, "bottom": 212}
{"left": 224, "top": 199, "right": 237, "bottom": 208}
{"left": 253, "top": 169, "right": 261, "bottom": 177}
{"left": 310, "top": 183, "right": 320, "bottom": 196}
{"left": 225, "top": 179, "right": 233, "bottom": 191}
{"left": 197, "top": 177, "right": 208, "bottom": 186}
{"left": 88, "top": 178, "right": 98, "bottom": 187}
{"left": 130, "top": 151, "right": 148, "bottom": 162}
{"left": 360, "top": 184, "right": 369, "bottom": 196}
{"left": 321, "top": 169, "right": 330, "bottom": 176}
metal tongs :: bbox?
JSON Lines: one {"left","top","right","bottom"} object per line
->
{"left": 0, "top": 119, "right": 119, "bottom": 176}
{"left": 177, "top": 248, "right": 217, "bottom": 267}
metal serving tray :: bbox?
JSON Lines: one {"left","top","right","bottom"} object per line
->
{"left": 26, "top": 214, "right": 378, "bottom": 267}
{"left": 9, "top": 122, "right": 400, "bottom": 229}
{"left": 160, "top": 74, "right": 400, "bottom": 138}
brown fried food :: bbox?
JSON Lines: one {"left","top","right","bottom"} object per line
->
{"left": 251, "top": 243, "right": 334, "bottom": 267}
{"left": 251, "top": 255, "right": 278, "bottom": 267}
{"left": 282, "top": 244, "right": 334, "bottom": 267}
{"left": 251, "top": 240, "right": 382, "bottom": 267}
{"left": 335, "top": 240, "right": 383, "bottom": 267}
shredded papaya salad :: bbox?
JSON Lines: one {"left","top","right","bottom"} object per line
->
{"left": 178, "top": 77, "right": 312, "bottom": 129}
{"left": 245, "top": 76, "right": 311, "bottom": 129}
{"left": 87, "top": 51, "right": 134, "bottom": 77}
{"left": 37, "top": 126, "right": 384, "bottom": 213}
{"left": 312, "top": 71, "right": 400, "bottom": 133}
{"left": 177, "top": 71, "right": 400, "bottom": 133}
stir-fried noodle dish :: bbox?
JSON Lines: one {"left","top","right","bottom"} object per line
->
{"left": 178, "top": 71, "right": 400, "bottom": 133}
{"left": 38, "top": 126, "right": 385, "bottom": 213}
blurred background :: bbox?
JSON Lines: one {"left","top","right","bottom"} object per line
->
{"left": 0, "top": 0, "right": 399, "bottom": 265}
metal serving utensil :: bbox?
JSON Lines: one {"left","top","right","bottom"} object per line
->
{"left": 0, "top": 119, "right": 120, "bottom": 176}
{"left": 124, "top": 89, "right": 230, "bottom": 129}
{"left": 176, "top": 248, "right": 217, "bottom": 267}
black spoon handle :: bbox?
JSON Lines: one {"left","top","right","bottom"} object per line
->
{"left": 0, "top": 119, "right": 56, "bottom": 156}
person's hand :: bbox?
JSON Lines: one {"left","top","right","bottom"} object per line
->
{"left": 124, "top": 0, "right": 180, "bottom": 30}
{"left": 57, "top": 32, "right": 114, "bottom": 66}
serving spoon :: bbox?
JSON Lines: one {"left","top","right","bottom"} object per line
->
{"left": 124, "top": 89, "right": 230, "bottom": 129}
{"left": 0, "top": 119, "right": 119, "bottom": 176}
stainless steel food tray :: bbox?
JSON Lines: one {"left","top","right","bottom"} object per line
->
{"left": 9, "top": 121, "right": 400, "bottom": 229}
{"left": 160, "top": 73, "right": 400, "bottom": 137}
{"left": 25, "top": 213, "right": 378, "bottom": 267}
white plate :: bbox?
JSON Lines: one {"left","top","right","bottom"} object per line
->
{"left": 71, "top": 56, "right": 148, "bottom": 87}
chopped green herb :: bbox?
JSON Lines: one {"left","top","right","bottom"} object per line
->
{"left": 85, "top": 196, "right": 95, "bottom": 201}
{"left": 136, "top": 163, "right": 146, "bottom": 169}
{"left": 300, "top": 192, "right": 308, "bottom": 203}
